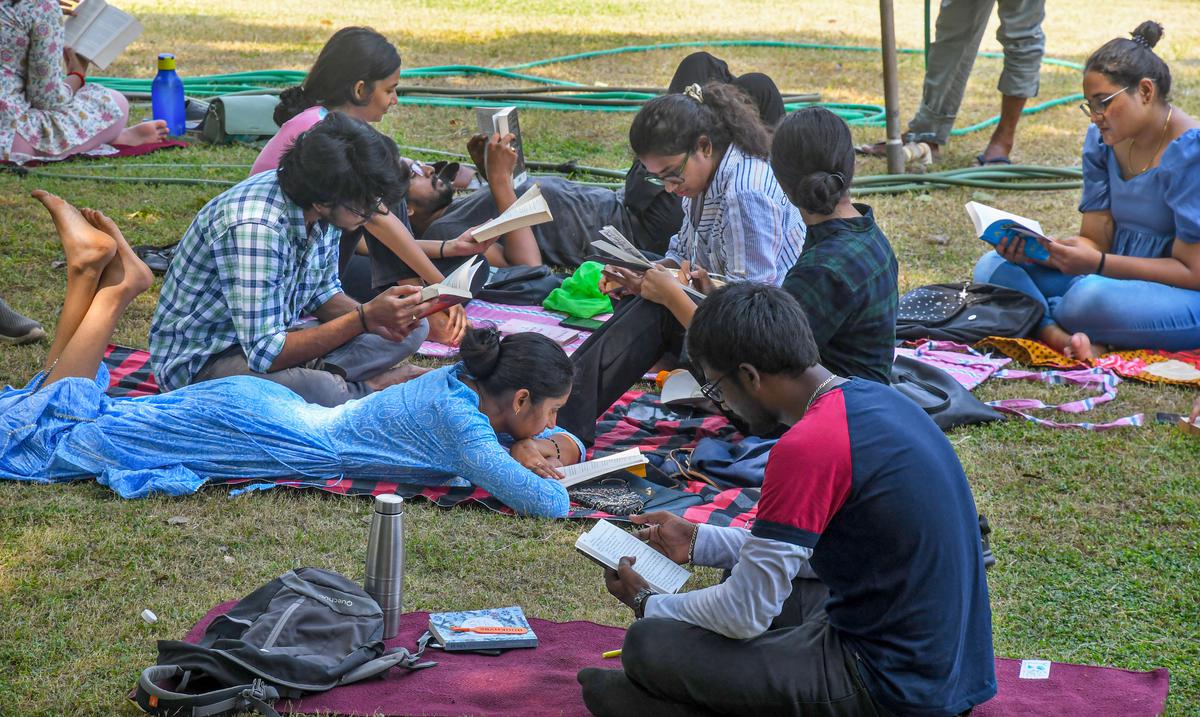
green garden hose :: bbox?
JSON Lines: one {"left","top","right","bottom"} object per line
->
{"left": 9, "top": 41, "right": 1089, "bottom": 194}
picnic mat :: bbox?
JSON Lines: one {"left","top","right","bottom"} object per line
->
{"left": 978, "top": 336, "right": 1200, "bottom": 387}
{"left": 176, "top": 602, "right": 1170, "bottom": 717}
{"left": 416, "top": 299, "right": 605, "bottom": 358}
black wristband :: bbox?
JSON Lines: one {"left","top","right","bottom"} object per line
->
{"left": 1096, "top": 252, "right": 1107, "bottom": 276}
{"left": 439, "top": 239, "right": 448, "bottom": 259}
{"left": 357, "top": 304, "right": 369, "bottom": 332}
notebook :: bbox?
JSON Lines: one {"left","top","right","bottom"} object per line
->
{"left": 427, "top": 606, "right": 538, "bottom": 651}
{"left": 575, "top": 519, "right": 691, "bottom": 594}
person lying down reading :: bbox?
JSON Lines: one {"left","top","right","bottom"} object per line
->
{"left": 0, "top": 192, "right": 583, "bottom": 517}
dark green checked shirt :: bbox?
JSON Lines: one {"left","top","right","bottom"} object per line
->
{"left": 781, "top": 204, "right": 898, "bottom": 384}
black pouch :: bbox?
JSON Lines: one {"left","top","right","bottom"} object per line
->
{"left": 896, "top": 281, "right": 1043, "bottom": 343}
{"left": 891, "top": 354, "right": 1002, "bottom": 431}
{"left": 476, "top": 265, "right": 562, "bottom": 305}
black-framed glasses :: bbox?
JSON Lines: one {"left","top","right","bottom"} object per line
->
{"left": 1079, "top": 87, "right": 1131, "bottom": 118}
{"left": 340, "top": 198, "right": 390, "bottom": 221}
{"left": 699, "top": 370, "right": 731, "bottom": 403}
{"left": 644, "top": 152, "right": 692, "bottom": 187}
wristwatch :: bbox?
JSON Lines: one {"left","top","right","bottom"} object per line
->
{"left": 631, "top": 588, "right": 655, "bottom": 619}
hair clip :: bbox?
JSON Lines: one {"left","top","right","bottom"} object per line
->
{"left": 830, "top": 172, "right": 847, "bottom": 190}
{"left": 682, "top": 83, "right": 704, "bottom": 104}
{"left": 1130, "top": 33, "right": 1151, "bottom": 49}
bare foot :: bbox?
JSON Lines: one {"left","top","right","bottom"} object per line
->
{"left": 466, "top": 133, "right": 489, "bottom": 181}
{"left": 31, "top": 190, "right": 116, "bottom": 274}
{"left": 115, "top": 119, "right": 168, "bottom": 147}
{"left": 81, "top": 208, "right": 154, "bottom": 297}
{"left": 1065, "top": 332, "right": 1107, "bottom": 361}
{"left": 365, "top": 363, "right": 432, "bottom": 392}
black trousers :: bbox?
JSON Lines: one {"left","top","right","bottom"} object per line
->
{"left": 578, "top": 578, "right": 892, "bottom": 717}
{"left": 557, "top": 296, "right": 688, "bottom": 446}
{"left": 623, "top": 51, "right": 787, "bottom": 253}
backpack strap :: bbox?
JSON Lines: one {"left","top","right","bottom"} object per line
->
{"left": 134, "top": 665, "right": 282, "bottom": 717}
{"left": 337, "top": 639, "right": 438, "bottom": 687}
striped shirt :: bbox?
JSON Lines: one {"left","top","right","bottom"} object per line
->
{"left": 149, "top": 170, "right": 343, "bottom": 391}
{"left": 665, "top": 144, "right": 805, "bottom": 285}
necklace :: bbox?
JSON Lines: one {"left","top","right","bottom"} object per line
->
{"left": 803, "top": 375, "right": 839, "bottom": 417}
{"left": 1128, "top": 106, "right": 1173, "bottom": 176}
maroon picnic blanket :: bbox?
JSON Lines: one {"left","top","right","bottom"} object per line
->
{"left": 176, "top": 602, "right": 1170, "bottom": 717}
{"left": 101, "top": 346, "right": 760, "bottom": 526}
{"left": 3, "top": 139, "right": 187, "bottom": 168}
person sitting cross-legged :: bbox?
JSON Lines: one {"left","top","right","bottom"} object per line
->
{"left": 150, "top": 113, "right": 433, "bottom": 407}
{"left": 578, "top": 283, "right": 996, "bottom": 717}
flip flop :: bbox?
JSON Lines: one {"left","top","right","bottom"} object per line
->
{"left": 975, "top": 153, "right": 1012, "bottom": 166}
{"left": 854, "top": 141, "right": 889, "bottom": 158}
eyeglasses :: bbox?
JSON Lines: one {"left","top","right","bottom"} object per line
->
{"left": 644, "top": 152, "right": 692, "bottom": 187}
{"left": 340, "top": 198, "right": 390, "bottom": 220}
{"left": 1079, "top": 87, "right": 1131, "bottom": 118}
{"left": 699, "top": 370, "right": 731, "bottom": 403}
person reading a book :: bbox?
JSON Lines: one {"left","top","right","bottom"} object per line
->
{"left": 150, "top": 113, "right": 434, "bottom": 408}
{"left": 557, "top": 82, "right": 805, "bottom": 444}
{"left": 973, "top": 22, "right": 1200, "bottom": 358}
{"left": 769, "top": 107, "right": 898, "bottom": 384}
{"left": 4, "top": 190, "right": 582, "bottom": 517}
{"left": 0, "top": 0, "right": 168, "bottom": 164}
{"left": 251, "top": 26, "right": 472, "bottom": 347}
{"left": 578, "top": 283, "right": 996, "bottom": 717}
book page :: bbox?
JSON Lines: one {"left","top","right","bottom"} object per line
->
{"left": 964, "top": 202, "right": 1044, "bottom": 238}
{"left": 66, "top": 1, "right": 142, "bottom": 69}
{"left": 64, "top": 0, "right": 106, "bottom": 47}
{"left": 495, "top": 318, "right": 579, "bottom": 345}
{"left": 661, "top": 370, "right": 704, "bottom": 405}
{"left": 442, "top": 256, "right": 483, "bottom": 293}
{"left": 575, "top": 520, "right": 690, "bottom": 594}
{"left": 471, "top": 186, "right": 553, "bottom": 241}
{"left": 597, "top": 225, "right": 648, "bottom": 262}
{"left": 557, "top": 447, "right": 647, "bottom": 488}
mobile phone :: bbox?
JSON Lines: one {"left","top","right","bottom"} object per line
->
{"left": 559, "top": 316, "right": 606, "bottom": 331}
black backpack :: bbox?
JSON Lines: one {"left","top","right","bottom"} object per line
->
{"left": 134, "top": 568, "right": 433, "bottom": 717}
{"left": 896, "top": 282, "right": 1043, "bottom": 343}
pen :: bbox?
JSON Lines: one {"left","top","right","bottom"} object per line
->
{"left": 602, "top": 649, "right": 622, "bottom": 659}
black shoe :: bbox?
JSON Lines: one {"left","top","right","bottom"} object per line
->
{"left": 0, "top": 297, "right": 45, "bottom": 345}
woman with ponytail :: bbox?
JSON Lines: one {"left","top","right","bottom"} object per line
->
{"left": 770, "top": 107, "right": 898, "bottom": 385}
{"left": 4, "top": 191, "right": 581, "bottom": 516}
{"left": 974, "top": 21, "right": 1200, "bottom": 358}
{"left": 559, "top": 82, "right": 805, "bottom": 445}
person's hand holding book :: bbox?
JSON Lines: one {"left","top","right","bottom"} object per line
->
{"left": 600, "top": 265, "right": 645, "bottom": 298}
{"left": 603, "top": 556, "right": 653, "bottom": 612}
{"left": 630, "top": 511, "right": 698, "bottom": 565}
{"left": 362, "top": 285, "right": 433, "bottom": 341}
{"left": 63, "top": 46, "right": 89, "bottom": 81}
{"left": 640, "top": 264, "right": 690, "bottom": 306}
{"left": 484, "top": 132, "right": 519, "bottom": 187}
{"left": 1039, "top": 234, "right": 1104, "bottom": 276}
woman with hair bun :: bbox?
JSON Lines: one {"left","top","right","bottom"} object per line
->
{"left": 769, "top": 107, "right": 899, "bottom": 385}
{"left": 974, "top": 21, "right": 1200, "bottom": 358}
{"left": 3, "top": 192, "right": 581, "bottom": 516}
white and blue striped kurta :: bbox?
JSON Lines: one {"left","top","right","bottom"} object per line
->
{"left": 664, "top": 144, "right": 805, "bottom": 285}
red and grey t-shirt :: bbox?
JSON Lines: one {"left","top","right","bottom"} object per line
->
{"left": 752, "top": 378, "right": 996, "bottom": 717}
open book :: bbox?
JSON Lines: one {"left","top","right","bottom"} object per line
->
{"left": 64, "top": 0, "right": 143, "bottom": 70}
{"left": 476, "top": 106, "right": 528, "bottom": 187}
{"left": 965, "top": 201, "right": 1051, "bottom": 262}
{"left": 587, "top": 225, "right": 706, "bottom": 301}
{"left": 575, "top": 519, "right": 691, "bottom": 594}
{"left": 659, "top": 369, "right": 711, "bottom": 408}
{"left": 471, "top": 184, "right": 553, "bottom": 243}
{"left": 417, "top": 255, "right": 484, "bottom": 319}
{"left": 556, "top": 447, "right": 648, "bottom": 489}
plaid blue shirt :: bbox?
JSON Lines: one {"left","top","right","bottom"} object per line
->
{"left": 149, "top": 170, "right": 343, "bottom": 391}
{"left": 665, "top": 144, "right": 805, "bottom": 285}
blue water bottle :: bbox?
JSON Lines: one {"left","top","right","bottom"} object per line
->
{"left": 151, "top": 53, "right": 185, "bottom": 137}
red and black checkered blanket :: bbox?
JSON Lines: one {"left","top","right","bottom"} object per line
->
{"left": 102, "top": 345, "right": 759, "bottom": 525}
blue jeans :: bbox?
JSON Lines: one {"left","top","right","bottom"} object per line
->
{"left": 973, "top": 251, "right": 1200, "bottom": 350}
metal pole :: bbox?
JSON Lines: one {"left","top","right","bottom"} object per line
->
{"left": 879, "top": 0, "right": 905, "bottom": 174}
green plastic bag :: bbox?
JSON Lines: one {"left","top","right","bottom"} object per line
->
{"left": 542, "top": 261, "right": 613, "bottom": 318}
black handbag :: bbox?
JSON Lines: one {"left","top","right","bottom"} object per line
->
{"left": 476, "top": 265, "right": 563, "bottom": 305}
{"left": 896, "top": 281, "right": 1043, "bottom": 343}
{"left": 890, "top": 354, "right": 1002, "bottom": 431}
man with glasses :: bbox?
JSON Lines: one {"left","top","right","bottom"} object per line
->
{"left": 151, "top": 113, "right": 433, "bottom": 406}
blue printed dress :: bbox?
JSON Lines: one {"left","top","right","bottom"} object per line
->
{"left": 974, "top": 125, "right": 1200, "bottom": 349}
{"left": 0, "top": 365, "right": 575, "bottom": 517}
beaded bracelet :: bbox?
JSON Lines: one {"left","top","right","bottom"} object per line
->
{"left": 551, "top": 437, "right": 562, "bottom": 462}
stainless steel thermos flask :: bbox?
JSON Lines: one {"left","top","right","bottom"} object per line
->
{"left": 364, "top": 494, "right": 405, "bottom": 639}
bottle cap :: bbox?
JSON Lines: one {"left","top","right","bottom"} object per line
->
{"left": 140, "top": 609, "right": 158, "bottom": 624}
{"left": 157, "top": 53, "right": 176, "bottom": 71}
{"left": 373, "top": 494, "right": 404, "bottom": 515}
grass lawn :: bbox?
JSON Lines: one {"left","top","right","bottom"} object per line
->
{"left": 2, "top": 1, "right": 1199, "bottom": 714}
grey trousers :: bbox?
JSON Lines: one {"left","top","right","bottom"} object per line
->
{"left": 578, "top": 579, "right": 893, "bottom": 717}
{"left": 191, "top": 319, "right": 429, "bottom": 407}
{"left": 907, "top": 0, "right": 1046, "bottom": 145}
